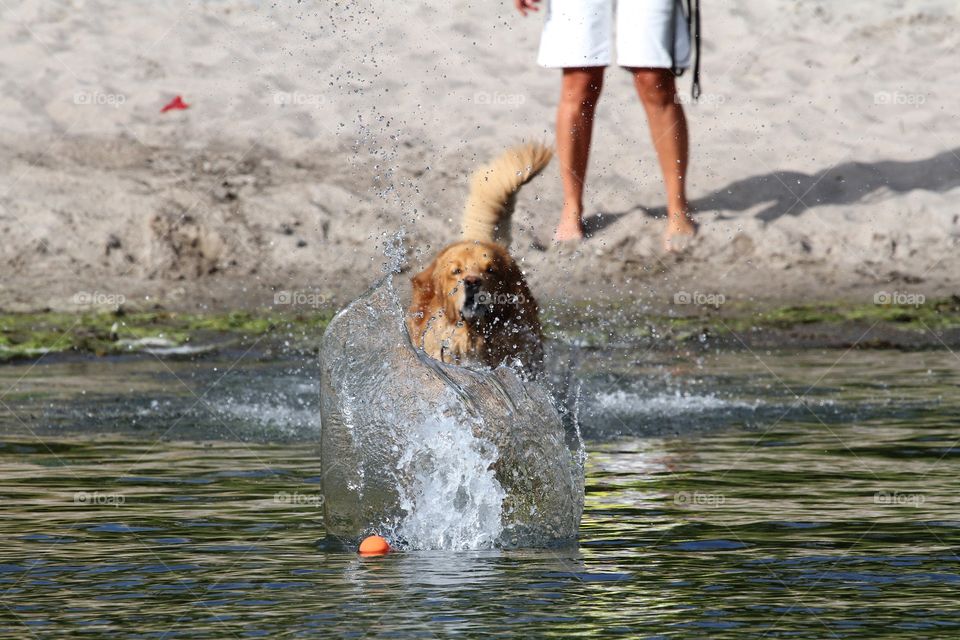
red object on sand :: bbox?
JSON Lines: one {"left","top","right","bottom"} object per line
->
{"left": 161, "top": 95, "right": 189, "bottom": 113}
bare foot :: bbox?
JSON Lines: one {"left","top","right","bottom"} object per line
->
{"left": 554, "top": 206, "right": 585, "bottom": 242}
{"left": 662, "top": 209, "right": 698, "bottom": 253}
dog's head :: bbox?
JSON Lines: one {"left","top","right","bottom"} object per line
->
{"left": 410, "top": 240, "right": 526, "bottom": 326}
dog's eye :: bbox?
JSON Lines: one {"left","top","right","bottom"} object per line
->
{"left": 486, "top": 266, "right": 494, "bottom": 273}
{"left": 452, "top": 268, "right": 462, "bottom": 275}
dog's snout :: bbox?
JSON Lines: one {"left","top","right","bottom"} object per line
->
{"left": 459, "top": 274, "right": 488, "bottom": 322}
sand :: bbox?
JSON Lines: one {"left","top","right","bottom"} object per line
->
{"left": 1, "top": 0, "right": 958, "bottom": 313}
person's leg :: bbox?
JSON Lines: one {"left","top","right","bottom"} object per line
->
{"left": 631, "top": 67, "right": 697, "bottom": 251}
{"left": 554, "top": 66, "right": 605, "bottom": 242}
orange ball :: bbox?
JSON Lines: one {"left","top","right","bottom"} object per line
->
{"left": 358, "top": 535, "right": 390, "bottom": 556}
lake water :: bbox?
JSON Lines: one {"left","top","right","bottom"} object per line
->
{"left": 1, "top": 347, "right": 958, "bottom": 637}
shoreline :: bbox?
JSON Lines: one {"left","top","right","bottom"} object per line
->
{"left": 3, "top": 297, "right": 959, "bottom": 363}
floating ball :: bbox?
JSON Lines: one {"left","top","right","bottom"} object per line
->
{"left": 358, "top": 535, "right": 390, "bottom": 556}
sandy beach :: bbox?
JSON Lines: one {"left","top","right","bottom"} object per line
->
{"left": 1, "top": 0, "right": 958, "bottom": 313}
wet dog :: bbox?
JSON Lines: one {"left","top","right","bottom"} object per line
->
{"left": 406, "top": 143, "right": 551, "bottom": 375}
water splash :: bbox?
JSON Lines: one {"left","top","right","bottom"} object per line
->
{"left": 394, "top": 410, "right": 506, "bottom": 550}
{"left": 381, "top": 228, "right": 407, "bottom": 274}
{"left": 319, "top": 277, "right": 583, "bottom": 550}
{"left": 593, "top": 389, "right": 758, "bottom": 417}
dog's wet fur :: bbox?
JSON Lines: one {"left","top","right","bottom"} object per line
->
{"left": 406, "top": 143, "right": 552, "bottom": 374}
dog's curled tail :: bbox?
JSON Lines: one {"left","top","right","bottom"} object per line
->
{"left": 461, "top": 142, "right": 553, "bottom": 245}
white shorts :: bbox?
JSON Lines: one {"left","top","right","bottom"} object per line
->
{"left": 537, "top": 0, "right": 691, "bottom": 69}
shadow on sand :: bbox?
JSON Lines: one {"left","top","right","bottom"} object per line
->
{"left": 597, "top": 148, "right": 960, "bottom": 223}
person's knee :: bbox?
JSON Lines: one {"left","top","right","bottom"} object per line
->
{"left": 633, "top": 70, "right": 676, "bottom": 108}
{"left": 560, "top": 68, "right": 604, "bottom": 109}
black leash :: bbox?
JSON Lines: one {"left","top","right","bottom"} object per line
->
{"left": 690, "top": 0, "right": 701, "bottom": 100}
{"left": 671, "top": 0, "right": 702, "bottom": 101}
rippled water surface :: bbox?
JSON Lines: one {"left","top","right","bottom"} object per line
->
{"left": 1, "top": 348, "right": 958, "bottom": 637}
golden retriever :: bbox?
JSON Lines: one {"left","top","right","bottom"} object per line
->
{"left": 407, "top": 143, "right": 552, "bottom": 374}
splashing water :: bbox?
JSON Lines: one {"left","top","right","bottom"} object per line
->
{"left": 319, "top": 276, "right": 583, "bottom": 550}
{"left": 394, "top": 411, "right": 507, "bottom": 550}
{"left": 593, "top": 389, "right": 758, "bottom": 417}
{"left": 381, "top": 228, "right": 407, "bottom": 274}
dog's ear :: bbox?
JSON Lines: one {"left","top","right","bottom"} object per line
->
{"left": 410, "top": 260, "right": 437, "bottom": 311}
{"left": 502, "top": 255, "right": 540, "bottom": 328}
